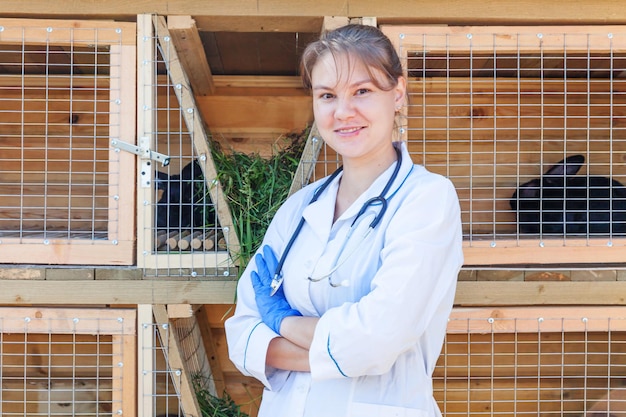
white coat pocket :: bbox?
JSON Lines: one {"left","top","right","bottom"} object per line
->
{"left": 349, "top": 402, "right": 429, "bottom": 417}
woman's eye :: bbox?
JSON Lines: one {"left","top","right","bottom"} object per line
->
{"left": 319, "top": 92, "right": 334, "bottom": 100}
{"left": 355, "top": 88, "right": 370, "bottom": 96}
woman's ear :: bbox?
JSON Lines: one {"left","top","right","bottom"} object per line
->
{"left": 394, "top": 76, "right": 407, "bottom": 109}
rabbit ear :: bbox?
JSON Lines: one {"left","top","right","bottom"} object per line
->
{"left": 518, "top": 179, "right": 540, "bottom": 198}
{"left": 545, "top": 154, "right": 584, "bottom": 177}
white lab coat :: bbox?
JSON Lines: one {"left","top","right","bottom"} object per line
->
{"left": 225, "top": 142, "right": 463, "bottom": 417}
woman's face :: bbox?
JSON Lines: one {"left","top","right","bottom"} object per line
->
{"left": 310, "top": 52, "right": 406, "bottom": 164}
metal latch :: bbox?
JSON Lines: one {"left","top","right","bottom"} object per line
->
{"left": 111, "top": 138, "right": 170, "bottom": 166}
{"left": 111, "top": 137, "right": 171, "bottom": 188}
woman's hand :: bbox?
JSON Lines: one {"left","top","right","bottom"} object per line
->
{"left": 251, "top": 245, "right": 301, "bottom": 334}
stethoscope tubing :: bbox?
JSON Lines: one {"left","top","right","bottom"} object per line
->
{"left": 269, "top": 146, "right": 403, "bottom": 296}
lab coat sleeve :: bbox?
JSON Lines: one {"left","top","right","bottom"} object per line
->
{"left": 309, "top": 174, "right": 464, "bottom": 380}
{"left": 224, "top": 266, "right": 289, "bottom": 390}
{"left": 224, "top": 187, "right": 313, "bottom": 390}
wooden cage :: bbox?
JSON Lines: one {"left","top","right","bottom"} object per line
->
{"left": 384, "top": 25, "right": 626, "bottom": 265}
{"left": 0, "top": 18, "right": 136, "bottom": 265}
{"left": 0, "top": 307, "right": 136, "bottom": 416}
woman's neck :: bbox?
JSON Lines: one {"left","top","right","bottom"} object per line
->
{"left": 333, "top": 145, "right": 398, "bottom": 221}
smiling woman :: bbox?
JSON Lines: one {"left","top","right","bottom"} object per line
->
{"left": 225, "top": 24, "right": 464, "bottom": 417}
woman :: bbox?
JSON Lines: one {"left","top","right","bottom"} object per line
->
{"left": 225, "top": 24, "right": 463, "bottom": 417}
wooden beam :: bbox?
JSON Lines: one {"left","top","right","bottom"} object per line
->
{"left": 454, "top": 281, "right": 626, "bottom": 306}
{"left": 153, "top": 305, "right": 203, "bottom": 417}
{"left": 153, "top": 15, "right": 241, "bottom": 261}
{"left": 3, "top": 1, "right": 626, "bottom": 25}
{"left": 0, "top": 279, "right": 625, "bottom": 306}
{"left": 192, "top": 15, "right": 323, "bottom": 32}
{"left": 167, "top": 15, "right": 215, "bottom": 96}
{"left": 197, "top": 305, "right": 227, "bottom": 396}
{"left": 0, "top": 279, "right": 238, "bottom": 305}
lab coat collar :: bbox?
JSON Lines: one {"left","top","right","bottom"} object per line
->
{"left": 302, "top": 142, "right": 413, "bottom": 239}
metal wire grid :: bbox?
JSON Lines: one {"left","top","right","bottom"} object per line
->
{"left": 138, "top": 22, "right": 234, "bottom": 278}
{"left": 435, "top": 311, "right": 626, "bottom": 416}
{"left": 0, "top": 311, "right": 130, "bottom": 416}
{"left": 392, "top": 28, "right": 626, "bottom": 247}
{"left": 0, "top": 23, "right": 125, "bottom": 243}
{"left": 140, "top": 322, "right": 184, "bottom": 417}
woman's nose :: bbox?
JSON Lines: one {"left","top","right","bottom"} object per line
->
{"left": 334, "top": 97, "right": 356, "bottom": 120}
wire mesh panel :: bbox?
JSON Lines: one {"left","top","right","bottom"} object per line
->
{"left": 139, "top": 305, "right": 217, "bottom": 417}
{"left": 379, "top": 25, "right": 626, "bottom": 265}
{"left": 0, "top": 307, "right": 136, "bottom": 416}
{"left": 136, "top": 15, "right": 237, "bottom": 278}
{"left": 0, "top": 18, "right": 136, "bottom": 265}
{"left": 435, "top": 307, "right": 626, "bottom": 417}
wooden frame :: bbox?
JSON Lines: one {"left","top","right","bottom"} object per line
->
{"left": 0, "top": 18, "right": 136, "bottom": 265}
{"left": 381, "top": 25, "right": 626, "bottom": 265}
{"left": 136, "top": 14, "right": 237, "bottom": 277}
{"left": 0, "top": 307, "right": 136, "bottom": 416}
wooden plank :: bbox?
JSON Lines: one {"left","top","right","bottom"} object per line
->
{"left": 463, "top": 240, "right": 626, "bottom": 265}
{"left": 153, "top": 305, "right": 203, "bottom": 417}
{"left": 0, "top": 241, "right": 135, "bottom": 266}
{"left": 137, "top": 305, "right": 154, "bottom": 417}
{"left": 153, "top": 15, "right": 241, "bottom": 261}
{"left": 0, "top": 18, "right": 136, "bottom": 46}
{"left": 0, "top": 279, "right": 238, "bottom": 304}
{"left": 383, "top": 25, "right": 626, "bottom": 53}
{"left": 447, "top": 306, "right": 626, "bottom": 333}
{"left": 108, "top": 42, "right": 137, "bottom": 256}
{"left": 197, "top": 305, "right": 227, "bottom": 396}
{"left": 193, "top": 15, "right": 323, "bottom": 32}
{"left": 0, "top": 307, "right": 135, "bottom": 334}
{"left": 288, "top": 123, "right": 323, "bottom": 196}
{"left": 136, "top": 14, "right": 158, "bottom": 270}
{"left": 3, "top": 0, "right": 626, "bottom": 25}
{"left": 454, "top": 281, "right": 626, "bottom": 306}
{"left": 2, "top": 279, "right": 626, "bottom": 307}
{"left": 167, "top": 15, "right": 215, "bottom": 96}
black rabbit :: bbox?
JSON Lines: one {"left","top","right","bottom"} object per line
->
{"left": 510, "top": 154, "right": 626, "bottom": 235}
{"left": 155, "top": 160, "right": 215, "bottom": 230}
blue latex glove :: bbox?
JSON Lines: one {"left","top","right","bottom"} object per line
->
{"left": 251, "top": 245, "right": 301, "bottom": 334}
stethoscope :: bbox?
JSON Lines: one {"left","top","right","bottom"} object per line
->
{"left": 270, "top": 145, "right": 403, "bottom": 296}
